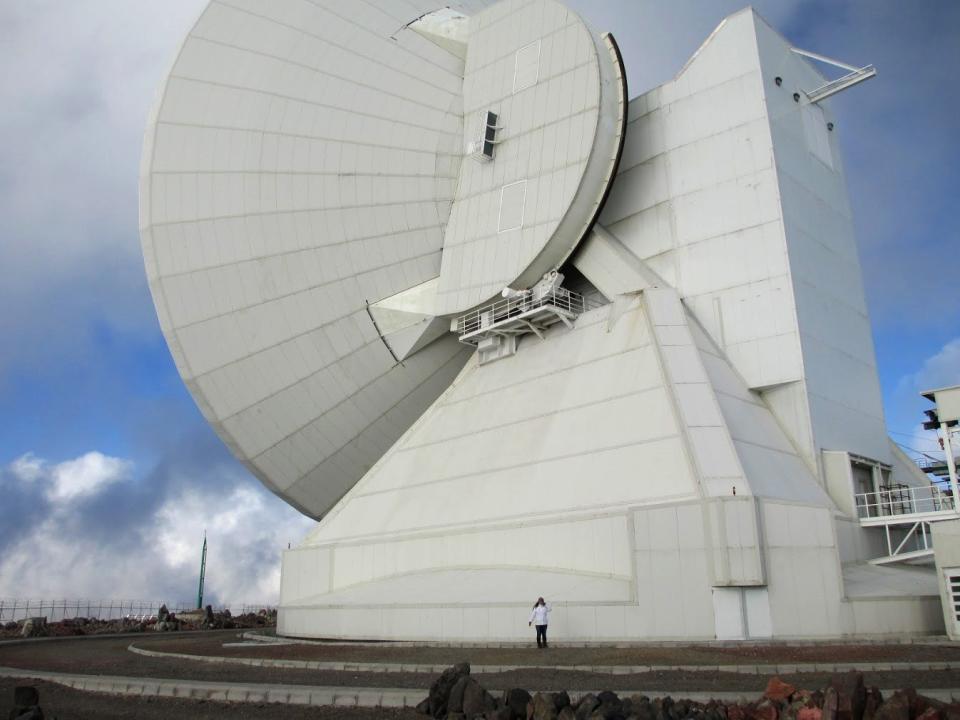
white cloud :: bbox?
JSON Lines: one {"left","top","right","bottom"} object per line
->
{"left": 913, "top": 339, "right": 960, "bottom": 393}
{"left": 0, "top": 450, "right": 312, "bottom": 605}
{"left": 151, "top": 483, "right": 311, "bottom": 604}
{"left": 46, "top": 451, "right": 132, "bottom": 502}
{"left": 888, "top": 338, "right": 960, "bottom": 462}
{"left": 6, "top": 450, "right": 131, "bottom": 500}
{"left": 0, "top": 0, "right": 207, "bottom": 379}
{"left": 9, "top": 453, "right": 44, "bottom": 482}
{"left": 895, "top": 338, "right": 960, "bottom": 399}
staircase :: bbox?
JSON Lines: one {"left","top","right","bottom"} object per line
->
{"left": 856, "top": 486, "right": 958, "bottom": 565}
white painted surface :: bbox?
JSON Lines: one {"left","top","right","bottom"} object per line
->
{"left": 140, "top": 0, "right": 494, "bottom": 517}
{"left": 712, "top": 588, "right": 746, "bottom": 640}
{"left": 142, "top": 2, "right": 942, "bottom": 641}
{"left": 927, "top": 386, "right": 960, "bottom": 424}
{"left": 933, "top": 520, "right": 960, "bottom": 639}
{"left": 310, "top": 300, "right": 698, "bottom": 546}
{"left": 843, "top": 563, "right": 939, "bottom": 599}
{"left": 434, "top": 0, "right": 626, "bottom": 314}
{"left": 599, "top": 9, "right": 891, "bottom": 477}
{"left": 273, "top": 9, "right": 940, "bottom": 640}
{"left": 141, "top": 0, "right": 623, "bottom": 519}
{"left": 753, "top": 16, "right": 890, "bottom": 466}
{"left": 744, "top": 587, "right": 773, "bottom": 638}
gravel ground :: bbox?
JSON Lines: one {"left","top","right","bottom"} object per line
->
{"left": 1, "top": 633, "right": 959, "bottom": 694}
{"left": 152, "top": 634, "right": 960, "bottom": 667}
{"left": 0, "top": 678, "right": 420, "bottom": 720}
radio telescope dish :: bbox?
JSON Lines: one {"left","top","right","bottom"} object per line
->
{"left": 140, "top": 0, "right": 627, "bottom": 518}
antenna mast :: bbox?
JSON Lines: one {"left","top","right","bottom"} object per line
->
{"left": 197, "top": 531, "right": 207, "bottom": 609}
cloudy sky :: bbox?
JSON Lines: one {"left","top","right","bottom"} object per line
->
{"left": 0, "top": 1, "right": 957, "bottom": 607}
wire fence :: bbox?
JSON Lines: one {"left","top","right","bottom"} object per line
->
{"left": 0, "top": 599, "right": 275, "bottom": 624}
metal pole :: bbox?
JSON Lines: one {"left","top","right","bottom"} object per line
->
{"left": 943, "top": 422, "right": 960, "bottom": 511}
{"left": 197, "top": 532, "right": 208, "bottom": 609}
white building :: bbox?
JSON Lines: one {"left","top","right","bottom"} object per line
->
{"left": 141, "top": 0, "right": 949, "bottom": 640}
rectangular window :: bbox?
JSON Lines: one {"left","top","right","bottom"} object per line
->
{"left": 513, "top": 40, "right": 541, "bottom": 93}
{"left": 946, "top": 570, "right": 960, "bottom": 625}
{"left": 801, "top": 102, "right": 834, "bottom": 169}
{"left": 483, "top": 111, "right": 498, "bottom": 159}
{"left": 498, "top": 180, "right": 527, "bottom": 232}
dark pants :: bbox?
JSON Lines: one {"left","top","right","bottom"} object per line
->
{"left": 535, "top": 624, "right": 548, "bottom": 648}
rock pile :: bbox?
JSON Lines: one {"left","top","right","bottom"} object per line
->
{"left": 415, "top": 667, "right": 960, "bottom": 720}
{"left": 417, "top": 663, "right": 501, "bottom": 718}
{"left": 170, "top": 606, "right": 276, "bottom": 631}
{"left": 0, "top": 606, "right": 278, "bottom": 639}
{"left": 18, "top": 617, "right": 48, "bottom": 639}
{"left": 152, "top": 604, "right": 181, "bottom": 632}
{"left": 9, "top": 685, "right": 44, "bottom": 719}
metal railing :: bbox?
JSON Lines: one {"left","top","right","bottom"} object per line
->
{"left": 806, "top": 65, "right": 876, "bottom": 102}
{"left": 854, "top": 485, "right": 955, "bottom": 520}
{"left": 914, "top": 456, "right": 953, "bottom": 472}
{"left": 455, "top": 288, "right": 587, "bottom": 337}
{"left": 0, "top": 598, "right": 275, "bottom": 623}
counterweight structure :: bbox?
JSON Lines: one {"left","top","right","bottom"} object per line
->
{"left": 141, "top": 0, "right": 946, "bottom": 640}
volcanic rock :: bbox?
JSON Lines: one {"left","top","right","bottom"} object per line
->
{"left": 19, "top": 617, "right": 47, "bottom": 638}
{"left": 766, "top": 678, "right": 798, "bottom": 704}
{"left": 829, "top": 672, "right": 866, "bottom": 720}
{"left": 423, "top": 662, "right": 470, "bottom": 718}
{"left": 504, "top": 689, "right": 533, "bottom": 719}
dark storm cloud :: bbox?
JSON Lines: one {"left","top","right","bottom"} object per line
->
{"left": 0, "top": 468, "right": 47, "bottom": 552}
{"left": 66, "top": 434, "right": 237, "bottom": 543}
{"left": 0, "top": 1, "right": 203, "bottom": 382}
{"left": 0, "top": 430, "right": 223, "bottom": 563}
{"left": 0, "top": 1, "right": 318, "bottom": 606}
{"left": 0, "top": 435, "right": 312, "bottom": 603}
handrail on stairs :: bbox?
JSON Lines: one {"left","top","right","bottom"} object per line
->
{"left": 854, "top": 485, "right": 955, "bottom": 520}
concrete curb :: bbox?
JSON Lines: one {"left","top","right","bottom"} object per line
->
{"left": 243, "top": 631, "right": 957, "bottom": 649}
{"left": 0, "top": 665, "right": 418, "bottom": 707}
{"left": 0, "top": 629, "right": 239, "bottom": 649}
{"left": 127, "top": 643, "right": 960, "bottom": 676}
{"left": 2, "top": 666, "right": 958, "bottom": 707}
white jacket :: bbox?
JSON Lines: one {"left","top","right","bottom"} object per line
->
{"left": 529, "top": 604, "right": 551, "bottom": 625}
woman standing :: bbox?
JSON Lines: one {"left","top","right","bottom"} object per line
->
{"left": 528, "top": 597, "right": 551, "bottom": 648}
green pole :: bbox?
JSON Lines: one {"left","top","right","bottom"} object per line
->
{"left": 197, "top": 532, "right": 207, "bottom": 609}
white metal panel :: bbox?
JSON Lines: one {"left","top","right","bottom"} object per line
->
{"left": 434, "top": 0, "right": 625, "bottom": 314}
{"left": 498, "top": 180, "right": 527, "bottom": 232}
{"left": 141, "top": 0, "right": 492, "bottom": 517}
{"left": 513, "top": 40, "right": 541, "bottom": 92}
{"left": 311, "top": 303, "right": 699, "bottom": 546}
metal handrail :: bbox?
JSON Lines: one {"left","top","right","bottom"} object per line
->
{"left": 806, "top": 65, "right": 876, "bottom": 103}
{"left": 455, "top": 288, "right": 587, "bottom": 337}
{"left": 914, "top": 456, "right": 953, "bottom": 471}
{"left": 854, "top": 485, "right": 955, "bottom": 520}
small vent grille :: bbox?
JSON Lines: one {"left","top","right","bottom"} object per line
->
{"left": 482, "top": 111, "right": 498, "bottom": 159}
{"left": 468, "top": 111, "right": 500, "bottom": 162}
{"left": 948, "top": 571, "right": 960, "bottom": 624}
